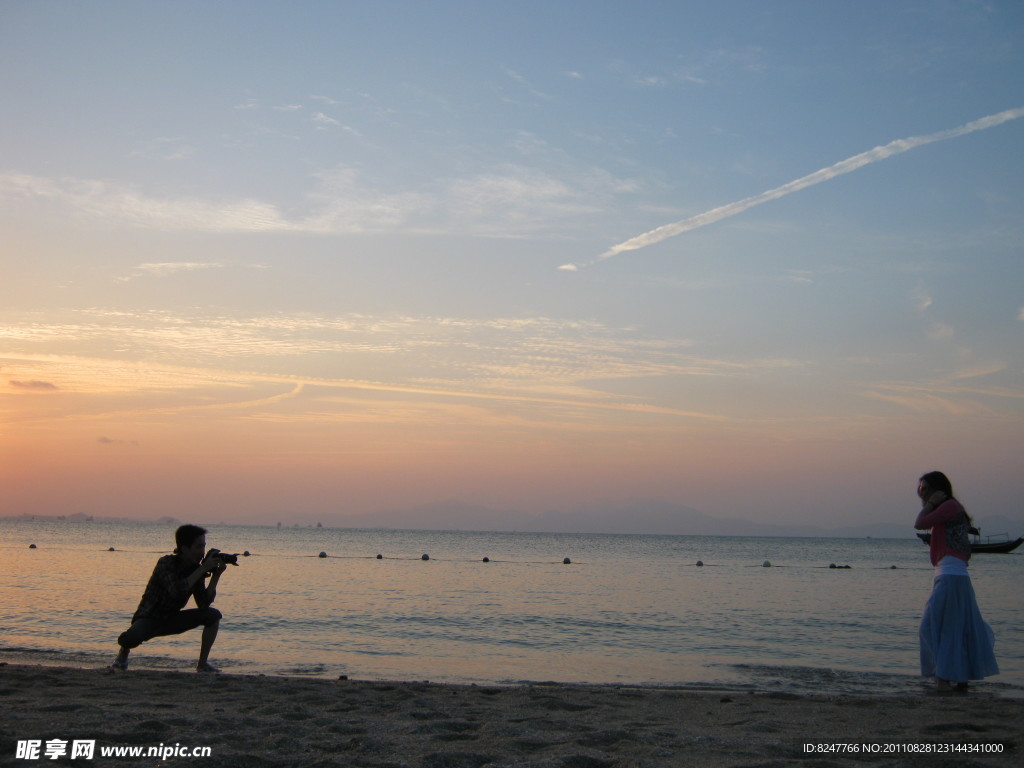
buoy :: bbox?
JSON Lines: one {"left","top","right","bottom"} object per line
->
{"left": 376, "top": 554, "right": 383, "bottom": 560}
{"left": 762, "top": 560, "right": 771, "bottom": 568}
{"left": 29, "top": 544, "right": 37, "bottom": 549}
{"left": 421, "top": 554, "right": 430, "bottom": 561}
{"left": 696, "top": 560, "right": 704, "bottom": 567}
{"left": 563, "top": 557, "right": 571, "bottom": 564}
{"left": 829, "top": 563, "right": 837, "bottom": 569}
{"left": 318, "top": 551, "right": 328, "bottom": 558}
{"left": 108, "top": 547, "right": 116, "bottom": 552}
{"left": 243, "top": 551, "right": 251, "bottom": 557}
{"left": 482, "top": 556, "right": 490, "bottom": 563}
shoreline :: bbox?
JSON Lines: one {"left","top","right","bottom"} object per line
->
{"left": 4, "top": 646, "right": 1022, "bottom": 699}
{"left": 3, "top": 663, "right": 1022, "bottom": 767}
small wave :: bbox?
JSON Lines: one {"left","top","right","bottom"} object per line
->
{"left": 722, "top": 663, "right": 989, "bottom": 697}
{"left": 273, "top": 663, "right": 330, "bottom": 676}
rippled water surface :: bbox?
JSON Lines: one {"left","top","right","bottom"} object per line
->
{"left": 2, "top": 519, "right": 1021, "bottom": 696}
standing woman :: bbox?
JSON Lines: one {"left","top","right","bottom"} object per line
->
{"left": 914, "top": 471, "right": 998, "bottom": 692}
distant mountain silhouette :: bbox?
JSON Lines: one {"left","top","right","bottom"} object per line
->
{"left": 327, "top": 498, "right": 1022, "bottom": 539}
{"left": 6, "top": 501, "right": 1019, "bottom": 540}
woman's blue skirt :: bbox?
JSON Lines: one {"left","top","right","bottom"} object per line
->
{"left": 919, "top": 575, "right": 999, "bottom": 682}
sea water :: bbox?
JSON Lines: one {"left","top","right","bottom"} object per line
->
{"left": 2, "top": 519, "right": 1021, "bottom": 696}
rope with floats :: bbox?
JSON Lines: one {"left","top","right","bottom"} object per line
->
{"left": 23, "top": 543, "right": 916, "bottom": 569}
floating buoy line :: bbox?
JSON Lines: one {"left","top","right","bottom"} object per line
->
{"left": 305, "top": 552, "right": 578, "bottom": 564}
{"left": 23, "top": 544, "right": 578, "bottom": 565}
{"left": 23, "top": 543, "right": 915, "bottom": 570}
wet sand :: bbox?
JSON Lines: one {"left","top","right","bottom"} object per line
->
{"left": 1, "top": 663, "right": 1021, "bottom": 767}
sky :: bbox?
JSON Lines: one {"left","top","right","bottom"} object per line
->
{"left": 2, "top": 1, "right": 1022, "bottom": 531}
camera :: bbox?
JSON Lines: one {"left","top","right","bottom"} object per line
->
{"left": 207, "top": 548, "right": 240, "bottom": 566}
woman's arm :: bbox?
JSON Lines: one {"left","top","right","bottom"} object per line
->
{"left": 914, "top": 494, "right": 961, "bottom": 530}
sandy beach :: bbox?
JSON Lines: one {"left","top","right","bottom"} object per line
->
{"left": 1, "top": 663, "right": 1021, "bottom": 767}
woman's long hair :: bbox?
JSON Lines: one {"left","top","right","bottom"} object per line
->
{"left": 919, "top": 471, "right": 975, "bottom": 528}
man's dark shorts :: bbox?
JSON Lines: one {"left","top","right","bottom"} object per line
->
{"left": 117, "top": 608, "right": 222, "bottom": 649}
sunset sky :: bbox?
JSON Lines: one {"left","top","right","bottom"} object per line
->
{"left": 2, "top": 1, "right": 1022, "bottom": 530}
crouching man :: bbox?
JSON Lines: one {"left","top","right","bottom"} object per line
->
{"left": 111, "top": 524, "right": 227, "bottom": 674}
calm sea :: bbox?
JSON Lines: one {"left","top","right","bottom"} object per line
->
{"left": 2, "top": 519, "right": 1022, "bottom": 696}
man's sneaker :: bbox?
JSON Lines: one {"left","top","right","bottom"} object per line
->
{"left": 196, "top": 662, "right": 220, "bottom": 674}
{"left": 109, "top": 659, "right": 128, "bottom": 672}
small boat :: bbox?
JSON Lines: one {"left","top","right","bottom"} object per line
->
{"left": 916, "top": 532, "right": 1024, "bottom": 554}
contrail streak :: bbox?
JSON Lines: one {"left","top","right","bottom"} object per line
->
{"left": 561, "top": 107, "right": 1024, "bottom": 271}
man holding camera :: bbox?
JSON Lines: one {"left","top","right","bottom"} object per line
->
{"left": 111, "top": 524, "right": 229, "bottom": 674}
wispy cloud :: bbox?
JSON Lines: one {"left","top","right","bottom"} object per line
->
{"left": 913, "top": 285, "right": 933, "bottom": 312}
{"left": 98, "top": 436, "right": 139, "bottom": 446}
{"left": 861, "top": 387, "right": 985, "bottom": 416}
{"left": 781, "top": 270, "right": 814, "bottom": 285}
{"left": 115, "top": 262, "right": 226, "bottom": 283}
{"left": 312, "top": 112, "right": 340, "bottom": 127}
{"left": 564, "top": 107, "right": 1024, "bottom": 269}
{"left": 440, "top": 165, "right": 602, "bottom": 236}
{"left": 141, "top": 262, "right": 224, "bottom": 276}
{"left": 2, "top": 343, "right": 738, "bottom": 430}
{"left": 9, "top": 380, "right": 58, "bottom": 391}
{"left": 310, "top": 112, "right": 362, "bottom": 136}
{"left": 862, "top": 373, "right": 1023, "bottom": 417}
{"left": 952, "top": 362, "right": 1006, "bottom": 380}
{"left": 501, "top": 66, "right": 553, "bottom": 101}
{"left": 0, "top": 173, "right": 292, "bottom": 232}
{"left": 129, "top": 137, "right": 196, "bottom": 161}
{"left": 0, "top": 161, "right": 638, "bottom": 239}
{"left": 0, "top": 310, "right": 763, "bottom": 425}
{"left": 311, "top": 94, "right": 345, "bottom": 106}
